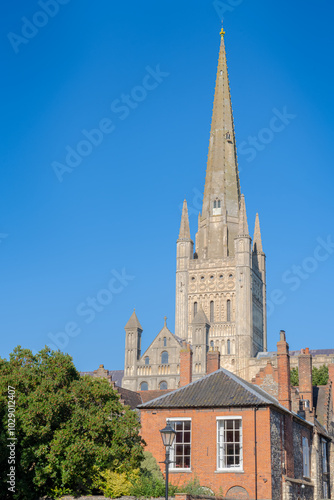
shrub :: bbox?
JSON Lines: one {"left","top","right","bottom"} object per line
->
{"left": 178, "top": 476, "right": 214, "bottom": 496}
{"left": 96, "top": 469, "right": 140, "bottom": 498}
{"left": 140, "top": 450, "right": 164, "bottom": 482}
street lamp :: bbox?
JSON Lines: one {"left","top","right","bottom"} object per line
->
{"left": 160, "top": 423, "right": 177, "bottom": 500}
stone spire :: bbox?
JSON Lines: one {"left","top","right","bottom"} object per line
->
{"left": 201, "top": 24, "right": 241, "bottom": 219}
{"left": 178, "top": 200, "right": 191, "bottom": 240}
{"left": 253, "top": 213, "right": 263, "bottom": 253}
{"left": 238, "top": 194, "right": 249, "bottom": 236}
{"left": 125, "top": 309, "right": 143, "bottom": 331}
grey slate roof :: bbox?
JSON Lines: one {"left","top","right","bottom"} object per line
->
{"left": 138, "top": 367, "right": 284, "bottom": 409}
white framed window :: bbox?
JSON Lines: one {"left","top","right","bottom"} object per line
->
{"left": 302, "top": 436, "right": 310, "bottom": 478}
{"left": 217, "top": 417, "right": 243, "bottom": 471}
{"left": 167, "top": 418, "right": 191, "bottom": 471}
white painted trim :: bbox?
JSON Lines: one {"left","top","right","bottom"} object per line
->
{"left": 216, "top": 416, "right": 242, "bottom": 421}
{"left": 167, "top": 417, "right": 192, "bottom": 421}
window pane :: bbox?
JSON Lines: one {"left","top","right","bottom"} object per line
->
{"left": 184, "top": 456, "right": 191, "bottom": 468}
{"left": 184, "top": 431, "right": 191, "bottom": 443}
{"left": 184, "top": 444, "right": 191, "bottom": 455}
{"left": 175, "top": 445, "right": 183, "bottom": 456}
{"left": 184, "top": 421, "right": 191, "bottom": 431}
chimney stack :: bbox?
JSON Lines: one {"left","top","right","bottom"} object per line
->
{"left": 207, "top": 347, "right": 220, "bottom": 374}
{"left": 298, "top": 348, "right": 313, "bottom": 412}
{"left": 277, "top": 330, "right": 291, "bottom": 411}
{"left": 180, "top": 344, "right": 192, "bottom": 387}
{"left": 328, "top": 363, "right": 334, "bottom": 386}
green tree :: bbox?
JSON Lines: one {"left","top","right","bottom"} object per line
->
{"left": 312, "top": 365, "right": 329, "bottom": 385}
{"left": 0, "top": 347, "right": 144, "bottom": 499}
{"left": 290, "top": 367, "right": 299, "bottom": 386}
{"left": 290, "top": 364, "right": 329, "bottom": 387}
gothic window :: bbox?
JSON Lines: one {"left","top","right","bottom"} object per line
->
{"left": 140, "top": 382, "right": 148, "bottom": 391}
{"left": 227, "top": 339, "right": 231, "bottom": 355}
{"left": 161, "top": 351, "right": 169, "bottom": 365}
{"left": 227, "top": 300, "right": 231, "bottom": 322}
{"left": 210, "top": 301, "right": 214, "bottom": 323}
{"left": 163, "top": 337, "right": 167, "bottom": 347}
{"left": 160, "top": 381, "right": 168, "bottom": 390}
{"left": 144, "top": 356, "right": 149, "bottom": 365}
{"left": 194, "top": 302, "right": 198, "bottom": 317}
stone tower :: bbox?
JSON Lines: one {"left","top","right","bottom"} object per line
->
{"left": 175, "top": 26, "right": 267, "bottom": 379}
{"left": 123, "top": 310, "right": 143, "bottom": 390}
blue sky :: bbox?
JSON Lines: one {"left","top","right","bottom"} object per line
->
{"left": 1, "top": 1, "right": 333, "bottom": 372}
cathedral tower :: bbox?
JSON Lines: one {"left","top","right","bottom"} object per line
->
{"left": 175, "top": 26, "right": 267, "bottom": 378}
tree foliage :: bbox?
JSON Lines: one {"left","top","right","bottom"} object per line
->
{"left": 290, "top": 364, "right": 329, "bottom": 387}
{"left": 312, "top": 365, "right": 329, "bottom": 386}
{"left": 290, "top": 367, "right": 299, "bottom": 386}
{"left": 0, "top": 347, "right": 144, "bottom": 499}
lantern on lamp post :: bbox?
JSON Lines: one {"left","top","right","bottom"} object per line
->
{"left": 160, "top": 423, "right": 176, "bottom": 500}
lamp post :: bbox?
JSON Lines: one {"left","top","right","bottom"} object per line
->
{"left": 160, "top": 423, "right": 176, "bottom": 500}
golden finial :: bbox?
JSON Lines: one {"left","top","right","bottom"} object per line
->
{"left": 220, "top": 28, "right": 225, "bottom": 37}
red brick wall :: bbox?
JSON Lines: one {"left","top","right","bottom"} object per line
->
{"left": 277, "top": 330, "right": 292, "bottom": 411}
{"left": 206, "top": 350, "right": 220, "bottom": 374}
{"left": 327, "top": 363, "right": 334, "bottom": 385}
{"left": 180, "top": 349, "right": 192, "bottom": 387}
{"left": 140, "top": 407, "right": 273, "bottom": 499}
{"left": 298, "top": 348, "right": 313, "bottom": 409}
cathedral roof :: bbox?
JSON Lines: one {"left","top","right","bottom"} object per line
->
{"left": 125, "top": 310, "right": 143, "bottom": 330}
{"left": 138, "top": 367, "right": 288, "bottom": 410}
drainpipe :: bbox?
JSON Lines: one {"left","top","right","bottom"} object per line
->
{"left": 254, "top": 408, "right": 258, "bottom": 500}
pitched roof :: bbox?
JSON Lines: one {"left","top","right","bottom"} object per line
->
{"left": 125, "top": 310, "right": 143, "bottom": 330}
{"left": 313, "top": 385, "right": 331, "bottom": 430}
{"left": 117, "top": 386, "right": 142, "bottom": 409}
{"left": 138, "top": 389, "right": 174, "bottom": 404}
{"left": 138, "top": 368, "right": 284, "bottom": 409}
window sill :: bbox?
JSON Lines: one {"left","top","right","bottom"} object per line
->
{"left": 215, "top": 469, "right": 244, "bottom": 474}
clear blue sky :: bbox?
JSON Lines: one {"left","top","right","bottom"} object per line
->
{"left": 1, "top": 1, "right": 333, "bottom": 371}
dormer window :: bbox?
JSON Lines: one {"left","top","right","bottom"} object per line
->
{"left": 213, "top": 198, "right": 222, "bottom": 215}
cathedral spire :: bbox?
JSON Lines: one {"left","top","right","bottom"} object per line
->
{"left": 238, "top": 194, "right": 249, "bottom": 236}
{"left": 202, "top": 24, "right": 241, "bottom": 220}
{"left": 178, "top": 200, "right": 191, "bottom": 240}
{"left": 253, "top": 213, "right": 263, "bottom": 253}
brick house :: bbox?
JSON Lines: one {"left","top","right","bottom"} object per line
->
{"left": 138, "top": 332, "right": 333, "bottom": 500}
